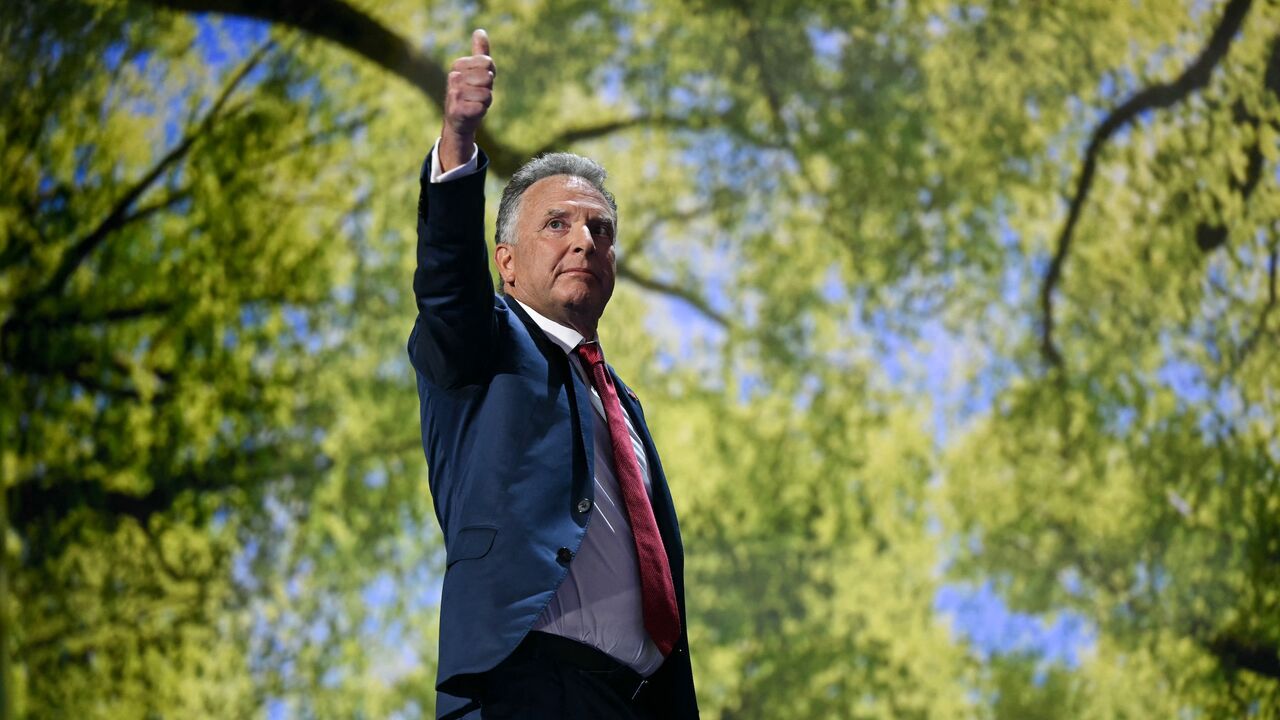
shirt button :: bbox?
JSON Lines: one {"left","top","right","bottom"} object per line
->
{"left": 556, "top": 547, "right": 573, "bottom": 564}
{"left": 576, "top": 498, "right": 592, "bottom": 514}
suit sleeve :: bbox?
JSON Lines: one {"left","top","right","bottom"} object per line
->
{"left": 407, "top": 148, "right": 496, "bottom": 388}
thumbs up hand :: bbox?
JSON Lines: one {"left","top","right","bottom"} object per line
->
{"left": 440, "top": 29, "right": 495, "bottom": 170}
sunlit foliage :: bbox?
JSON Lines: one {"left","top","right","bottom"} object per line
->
{"left": 2, "top": 0, "right": 1276, "bottom": 717}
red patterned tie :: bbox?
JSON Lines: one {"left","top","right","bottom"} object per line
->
{"left": 575, "top": 341, "right": 681, "bottom": 656}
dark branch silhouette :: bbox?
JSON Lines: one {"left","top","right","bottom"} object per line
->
{"left": 1196, "top": 34, "right": 1280, "bottom": 253}
{"left": 9, "top": 299, "right": 178, "bottom": 331}
{"left": 8, "top": 442, "right": 334, "bottom": 546}
{"left": 141, "top": 0, "right": 716, "bottom": 173}
{"left": 617, "top": 263, "right": 730, "bottom": 328}
{"left": 9, "top": 43, "right": 269, "bottom": 321}
{"left": 140, "top": 0, "right": 529, "bottom": 174}
{"left": 1231, "top": 240, "right": 1278, "bottom": 371}
{"left": 527, "top": 114, "right": 694, "bottom": 159}
{"left": 1203, "top": 634, "right": 1280, "bottom": 680}
{"left": 1040, "top": 0, "right": 1255, "bottom": 367}
{"left": 259, "top": 110, "right": 380, "bottom": 165}
{"left": 12, "top": 359, "right": 142, "bottom": 400}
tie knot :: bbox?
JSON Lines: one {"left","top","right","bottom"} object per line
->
{"left": 575, "top": 341, "right": 605, "bottom": 366}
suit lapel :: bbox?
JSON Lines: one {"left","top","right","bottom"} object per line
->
{"left": 504, "top": 296, "right": 566, "bottom": 376}
{"left": 505, "top": 297, "right": 596, "bottom": 485}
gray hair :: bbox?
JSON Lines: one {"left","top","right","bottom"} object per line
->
{"left": 495, "top": 152, "right": 618, "bottom": 247}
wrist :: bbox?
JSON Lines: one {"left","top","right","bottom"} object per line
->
{"left": 438, "top": 128, "right": 476, "bottom": 172}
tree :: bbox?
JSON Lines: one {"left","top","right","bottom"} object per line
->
{"left": 936, "top": 0, "right": 1280, "bottom": 714}
{"left": 0, "top": 2, "right": 412, "bottom": 715}
{"left": 5, "top": 0, "right": 1277, "bottom": 717}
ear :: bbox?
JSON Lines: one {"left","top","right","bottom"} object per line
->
{"left": 494, "top": 243, "right": 516, "bottom": 287}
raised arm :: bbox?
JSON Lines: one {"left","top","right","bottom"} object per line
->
{"left": 408, "top": 30, "right": 499, "bottom": 388}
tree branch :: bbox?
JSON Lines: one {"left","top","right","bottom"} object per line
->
{"left": 616, "top": 262, "right": 730, "bottom": 328}
{"left": 15, "top": 360, "right": 142, "bottom": 401}
{"left": 1039, "top": 0, "right": 1255, "bottom": 368}
{"left": 8, "top": 442, "right": 334, "bottom": 543}
{"left": 1203, "top": 634, "right": 1280, "bottom": 680}
{"left": 141, "top": 0, "right": 735, "bottom": 176}
{"left": 1231, "top": 238, "right": 1278, "bottom": 371}
{"left": 730, "top": 0, "right": 823, "bottom": 192}
{"left": 527, "top": 114, "right": 696, "bottom": 159}
{"left": 9, "top": 298, "right": 178, "bottom": 331}
{"left": 3, "top": 346, "right": 173, "bottom": 401}
{"left": 625, "top": 204, "right": 715, "bottom": 259}
{"left": 1196, "top": 34, "right": 1280, "bottom": 252}
{"left": 10, "top": 43, "right": 269, "bottom": 319}
{"left": 140, "top": 0, "right": 528, "bottom": 174}
{"left": 257, "top": 109, "right": 380, "bottom": 165}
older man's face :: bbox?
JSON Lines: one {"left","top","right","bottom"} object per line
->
{"left": 496, "top": 175, "right": 617, "bottom": 333}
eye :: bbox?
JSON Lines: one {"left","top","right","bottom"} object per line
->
{"left": 548, "top": 219, "right": 566, "bottom": 230}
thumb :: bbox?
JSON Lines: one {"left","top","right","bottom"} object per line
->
{"left": 471, "top": 28, "right": 490, "bottom": 56}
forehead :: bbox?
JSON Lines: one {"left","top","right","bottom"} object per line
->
{"left": 520, "top": 175, "right": 613, "bottom": 219}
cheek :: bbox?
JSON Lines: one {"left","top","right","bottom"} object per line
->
{"left": 514, "top": 246, "right": 544, "bottom": 277}
{"left": 527, "top": 253, "right": 563, "bottom": 290}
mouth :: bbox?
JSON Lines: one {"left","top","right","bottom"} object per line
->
{"left": 559, "top": 268, "right": 597, "bottom": 280}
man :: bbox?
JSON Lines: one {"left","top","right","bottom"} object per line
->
{"left": 408, "top": 29, "right": 699, "bottom": 719}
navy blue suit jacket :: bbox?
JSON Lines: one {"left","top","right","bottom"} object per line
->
{"left": 408, "top": 150, "right": 697, "bottom": 718}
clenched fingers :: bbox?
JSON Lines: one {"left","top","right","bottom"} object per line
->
{"left": 450, "top": 65, "right": 495, "bottom": 89}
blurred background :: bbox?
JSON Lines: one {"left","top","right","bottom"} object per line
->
{"left": 2, "top": 0, "right": 1277, "bottom": 717}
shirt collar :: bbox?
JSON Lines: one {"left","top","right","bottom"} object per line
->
{"left": 512, "top": 298, "right": 587, "bottom": 355}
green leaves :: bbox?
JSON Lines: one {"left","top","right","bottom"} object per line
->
{"left": 5, "top": 0, "right": 1279, "bottom": 716}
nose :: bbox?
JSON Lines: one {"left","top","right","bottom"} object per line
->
{"left": 569, "top": 223, "right": 596, "bottom": 254}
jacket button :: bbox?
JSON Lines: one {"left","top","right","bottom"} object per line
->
{"left": 576, "top": 498, "right": 592, "bottom": 514}
{"left": 556, "top": 547, "right": 573, "bottom": 564}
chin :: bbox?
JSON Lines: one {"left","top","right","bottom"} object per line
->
{"left": 558, "top": 293, "right": 608, "bottom": 317}
{"left": 556, "top": 284, "right": 595, "bottom": 304}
